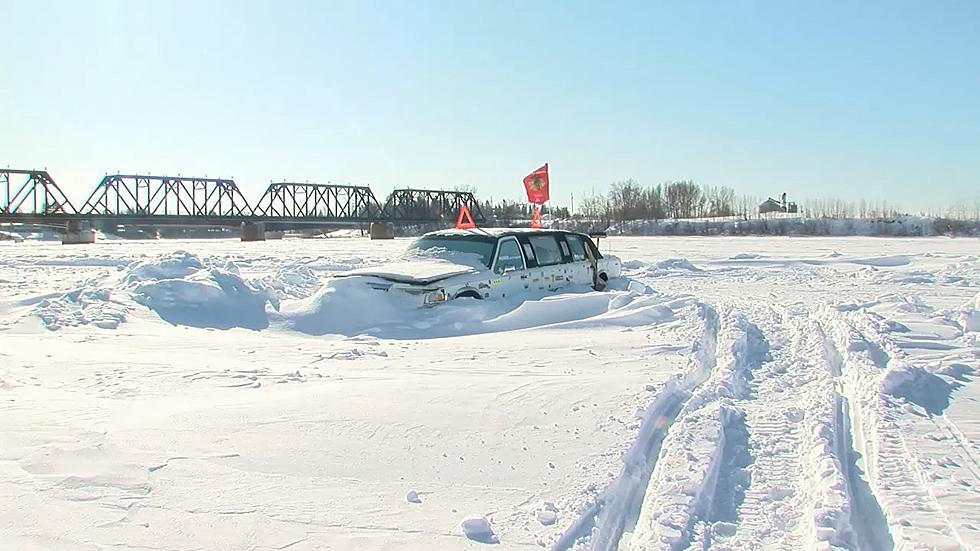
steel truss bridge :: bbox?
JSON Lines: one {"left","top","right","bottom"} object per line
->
{"left": 0, "top": 170, "right": 485, "bottom": 230}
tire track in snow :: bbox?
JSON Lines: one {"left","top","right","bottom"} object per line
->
{"left": 626, "top": 310, "right": 765, "bottom": 550}
{"left": 814, "top": 317, "right": 895, "bottom": 551}
{"left": 624, "top": 303, "right": 887, "bottom": 551}
{"left": 557, "top": 299, "right": 955, "bottom": 551}
{"left": 551, "top": 302, "right": 721, "bottom": 551}
{"left": 709, "top": 305, "right": 812, "bottom": 550}
{"left": 826, "top": 310, "right": 965, "bottom": 550}
{"left": 773, "top": 315, "right": 891, "bottom": 551}
{"left": 838, "top": 392, "right": 894, "bottom": 551}
{"left": 721, "top": 309, "right": 891, "bottom": 551}
{"left": 932, "top": 414, "right": 980, "bottom": 480}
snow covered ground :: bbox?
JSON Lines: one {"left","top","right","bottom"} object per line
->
{"left": 1, "top": 236, "right": 978, "bottom": 550}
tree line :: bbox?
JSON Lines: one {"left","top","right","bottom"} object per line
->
{"left": 479, "top": 180, "right": 744, "bottom": 223}
{"left": 474, "top": 179, "right": 980, "bottom": 224}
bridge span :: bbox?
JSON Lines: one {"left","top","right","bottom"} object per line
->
{"left": 1, "top": 169, "right": 485, "bottom": 243}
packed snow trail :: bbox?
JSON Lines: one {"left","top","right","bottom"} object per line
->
{"left": 825, "top": 308, "right": 970, "bottom": 549}
{"left": 552, "top": 302, "right": 720, "bottom": 551}
{"left": 626, "top": 310, "right": 766, "bottom": 550}
{"left": 713, "top": 306, "right": 875, "bottom": 551}
{"left": 608, "top": 301, "right": 896, "bottom": 551}
{"left": 549, "top": 286, "right": 979, "bottom": 550}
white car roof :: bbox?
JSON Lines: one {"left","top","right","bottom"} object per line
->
{"left": 421, "top": 227, "right": 582, "bottom": 239}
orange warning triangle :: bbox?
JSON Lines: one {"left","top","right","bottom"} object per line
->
{"left": 455, "top": 205, "right": 477, "bottom": 229}
{"left": 530, "top": 206, "right": 543, "bottom": 228}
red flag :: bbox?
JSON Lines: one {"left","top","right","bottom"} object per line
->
{"left": 523, "top": 163, "right": 549, "bottom": 205}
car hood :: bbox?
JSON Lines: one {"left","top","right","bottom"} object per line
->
{"left": 337, "top": 258, "right": 484, "bottom": 285}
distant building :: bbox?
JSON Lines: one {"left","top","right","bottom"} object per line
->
{"left": 759, "top": 193, "right": 799, "bottom": 214}
{"left": 759, "top": 198, "right": 784, "bottom": 214}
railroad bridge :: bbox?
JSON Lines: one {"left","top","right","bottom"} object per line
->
{"left": 0, "top": 169, "right": 485, "bottom": 243}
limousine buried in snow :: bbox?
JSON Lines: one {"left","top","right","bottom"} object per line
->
{"left": 337, "top": 228, "right": 622, "bottom": 305}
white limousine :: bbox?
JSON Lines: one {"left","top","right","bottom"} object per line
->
{"left": 337, "top": 228, "right": 622, "bottom": 305}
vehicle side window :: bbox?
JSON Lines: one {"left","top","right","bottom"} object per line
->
{"left": 494, "top": 239, "right": 525, "bottom": 274}
{"left": 565, "top": 235, "right": 587, "bottom": 261}
{"left": 522, "top": 243, "right": 536, "bottom": 263}
{"left": 559, "top": 241, "right": 570, "bottom": 258}
{"left": 584, "top": 236, "right": 603, "bottom": 259}
{"left": 529, "top": 235, "right": 564, "bottom": 266}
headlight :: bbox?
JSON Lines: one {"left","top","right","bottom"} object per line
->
{"left": 424, "top": 289, "right": 447, "bottom": 304}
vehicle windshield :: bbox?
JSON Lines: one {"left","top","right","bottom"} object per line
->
{"left": 406, "top": 237, "right": 495, "bottom": 267}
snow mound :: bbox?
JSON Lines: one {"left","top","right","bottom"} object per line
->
{"left": 960, "top": 292, "right": 980, "bottom": 332}
{"left": 124, "top": 251, "right": 205, "bottom": 283}
{"left": 880, "top": 364, "right": 955, "bottom": 415}
{"left": 621, "top": 260, "right": 647, "bottom": 270}
{"left": 126, "top": 252, "right": 277, "bottom": 330}
{"left": 133, "top": 269, "right": 275, "bottom": 330}
{"left": 481, "top": 288, "right": 615, "bottom": 332}
{"left": 655, "top": 258, "right": 702, "bottom": 271}
{"left": 263, "top": 264, "right": 320, "bottom": 300}
{"left": 277, "top": 277, "right": 421, "bottom": 336}
{"left": 849, "top": 255, "right": 911, "bottom": 267}
{"left": 305, "top": 257, "right": 365, "bottom": 272}
{"left": 33, "top": 287, "right": 128, "bottom": 330}
{"left": 535, "top": 502, "right": 559, "bottom": 525}
{"left": 875, "top": 271, "right": 936, "bottom": 285}
{"left": 639, "top": 258, "right": 704, "bottom": 278}
{"left": 728, "top": 252, "right": 762, "bottom": 260}
{"left": 460, "top": 515, "right": 497, "bottom": 543}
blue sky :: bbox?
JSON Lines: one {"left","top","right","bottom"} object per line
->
{"left": 2, "top": 0, "right": 978, "bottom": 212}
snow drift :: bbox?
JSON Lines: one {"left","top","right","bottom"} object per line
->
{"left": 960, "top": 292, "right": 980, "bottom": 332}
{"left": 126, "top": 251, "right": 278, "bottom": 330}
{"left": 276, "top": 276, "right": 657, "bottom": 338}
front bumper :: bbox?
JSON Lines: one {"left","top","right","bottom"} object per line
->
{"left": 364, "top": 279, "right": 447, "bottom": 307}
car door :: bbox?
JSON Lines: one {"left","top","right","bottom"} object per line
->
{"left": 526, "top": 233, "right": 567, "bottom": 292}
{"left": 561, "top": 233, "right": 595, "bottom": 287}
{"left": 489, "top": 236, "right": 527, "bottom": 299}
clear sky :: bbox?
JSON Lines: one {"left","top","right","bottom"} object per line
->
{"left": 2, "top": 0, "right": 978, "bottom": 212}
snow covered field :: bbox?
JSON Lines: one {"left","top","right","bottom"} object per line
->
{"left": 1, "top": 236, "right": 978, "bottom": 550}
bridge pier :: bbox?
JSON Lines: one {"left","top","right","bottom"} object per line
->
{"left": 241, "top": 221, "right": 266, "bottom": 242}
{"left": 369, "top": 222, "right": 395, "bottom": 240}
{"left": 62, "top": 220, "right": 96, "bottom": 245}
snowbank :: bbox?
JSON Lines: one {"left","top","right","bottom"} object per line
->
{"left": 126, "top": 251, "right": 277, "bottom": 330}
{"left": 276, "top": 276, "right": 421, "bottom": 336}
{"left": 277, "top": 277, "right": 657, "bottom": 338}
